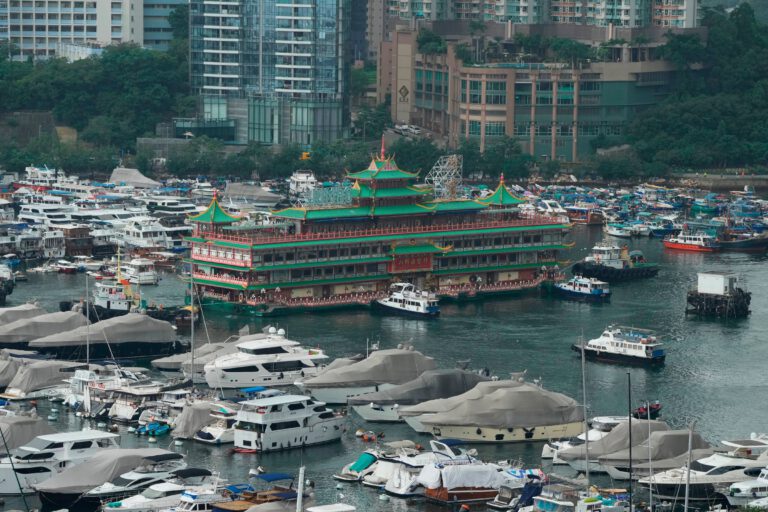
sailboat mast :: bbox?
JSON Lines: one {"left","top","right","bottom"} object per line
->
{"left": 190, "top": 270, "right": 195, "bottom": 382}
{"left": 85, "top": 274, "right": 90, "bottom": 365}
{"left": 580, "top": 335, "right": 590, "bottom": 487}
{"left": 627, "top": 372, "right": 633, "bottom": 507}
{"left": 647, "top": 400, "right": 653, "bottom": 511}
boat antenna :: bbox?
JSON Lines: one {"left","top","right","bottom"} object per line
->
{"left": 86, "top": 273, "right": 90, "bottom": 365}
{"left": 684, "top": 420, "right": 696, "bottom": 512}
{"left": 190, "top": 271, "right": 195, "bottom": 383}
{"left": 627, "top": 372, "right": 633, "bottom": 509}
{"left": 580, "top": 333, "right": 590, "bottom": 488}
{"left": 0, "top": 425, "right": 30, "bottom": 511}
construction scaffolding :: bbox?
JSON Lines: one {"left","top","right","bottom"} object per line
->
{"left": 425, "top": 154, "right": 463, "bottom": 199}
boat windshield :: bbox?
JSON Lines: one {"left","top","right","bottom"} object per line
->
{"left": 689, "top": 460, "right": 716, "bottom": 473}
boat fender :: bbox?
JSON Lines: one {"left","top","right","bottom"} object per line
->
{"left": 300, "top": 371, "right": 305, "bottom": 377}
{"left": 507, "top": 428, "right": 514, "bottom": 433}
{"left": 523, "top": 428, "right": 535, "bottom": 439}
{"left": 476, "top": 428, "right": 482, "bottom": 435}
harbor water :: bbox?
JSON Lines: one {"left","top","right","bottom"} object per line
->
{"left": 5, "top": 226, "right": 768, "bottom": 511}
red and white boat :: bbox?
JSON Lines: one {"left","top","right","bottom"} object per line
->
{"left": 565, "top": 206, "right": 605, "bottom": 225}
{"left": 663, "top": 232, "right": 720, "bottom": 252}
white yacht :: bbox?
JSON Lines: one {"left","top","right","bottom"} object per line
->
{"left": 117, "top": 216, "right": 174, "bottom": 252}
{"left": 203, "top": 328, "right": 328, "bottom": 389}
{"left": 155, "top": 484, "right": 231, "bottom": 512}
{"left": 193, "top": 405, "right": 237, "bottom": 445}
{"left": 102, "top": 473, "right": 221, "bottom": 512}
{"left": 374, "top": 283, "right": 440, "bottom": 317}
{"left": 80, "top": 453, "right": 187, "bottom": 508}
{"left": 233, "top": 394, "right": 345, "bottom": 453}
{"left": 141, "top": 196, "right": 199, "bottom": 216}
{"left": 17, "top": 203, "right": 74, "bottom": 227}
{"left": 0, "top": 430, "right": 120, "bottom": 494}
{"left": 41, "top": 229, "right": 66, "bottom": 259}
{"left": 123, "top": 258, "right": 160, "bottom": 285}
{"left": 729, "top": 466, "right": 768, "bottom": 506}
{"left": 640, "top": 448, "right": 768, "bottom": 502}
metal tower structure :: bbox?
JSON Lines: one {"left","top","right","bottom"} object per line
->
{"left": 425, "top": 154, "right": 463, "bottom": 199}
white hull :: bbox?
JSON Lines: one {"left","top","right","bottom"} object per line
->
{"left": 403, "top": 415, "right": 429, "bottom": 434}
{"left": 567, "top": 458, "right": 609, "bottom": 473}
{"left": 194, "top": 427, "right": 234, "bottom": 445}
{"left": 234, "top": 416, "right": 344, "bottom": 452}
{"left": 0, "top": 458, "right": 81, "bottom": 494}
{"left": 109, "top": 402, "right": 141, "bottom": 422}
{"left": 304, "top": 384, "right": 397, "bottom": 405}
{"left": 352, "top": 404, "right": 402, "bottom": 423}
{"left": 205, "top": 367, "right": 321, "bottom": 389}
{"left": 429, "top": 421, "right": 583, "bottom": 443}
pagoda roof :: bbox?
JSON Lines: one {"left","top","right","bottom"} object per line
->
{"left": 478, "top": 176, "right": 526, "bottom": 206}
{"left": 188, "top": 195, "right": 241, "bottom": 223}
{"left": 353, "top": 182, "right": 430, "bottom": 199}
{"left": 272, "top": 198, "right": 487, "bottom": 221}
{"left": 347, "top": 157, "right": 420, "bottom": 180}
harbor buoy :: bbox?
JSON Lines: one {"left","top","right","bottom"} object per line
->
{"left": 50, "top": 408, "right": 59, "bottom": 414}
{"left": 127, "top": 426, "right": 136, "bottom": 433}
{"left": 336, "top": 484, "right": 343, "bottom": 490}
{"left": 175, "top": 439, "right": 184, "bottom": 446}
{"left": 354, "top": 428, "right": 364, "bottom": 437}
{"left": 148, "top": 436, "right": 157, "bottom": 443}
{"left": 379, "top": 494, "right": 390, "bottom": 501}
{"left": 75, "top": 412, "right": 82, "bottom": 417}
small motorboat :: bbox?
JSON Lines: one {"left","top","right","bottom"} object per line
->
{"left": 554, "top": 276, "right": 611, "bottom": 301}
{"left": 13, "top": 271, "right": 27, "bottom": 282}
{"left": 663, "top": 232, "right": 720, "bottom": 252}
{"left": 632, "top": 401, "right": 662, "bottom": 420}
{"left": 374, "top": 282, "right": 440, "bottom": 317}
{"left": 604, "top": 224, "right": 632, "bottom": 238}
{"left": 56, "top": 260, "right": 79, "bottom": 274}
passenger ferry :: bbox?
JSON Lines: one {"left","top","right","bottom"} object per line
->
{"left": 233, "top": 394, "right": 344, "bottom": 453}
{"left": 203, "top": 327, "right": 328, "bottom": 389}
{"left": 123, "top": 258, "right": 160, "bottom": 285}
{"left": 554, "top": 276, "right": 611, "bottom": 301}
{"left": 571, "top": 326, "right": 666, "bottom": 365}
{"left": 663, "top": 232, "right": 720, "bottom": 252}
{"left": 185, "top": 155, "right": 570, "bottom": 315}
{"left": 374, "top": 282, "right": 440, "bottom": 317}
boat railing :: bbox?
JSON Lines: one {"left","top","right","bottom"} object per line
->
{"left": 193, "top": 215, "right": 566, "bottom": 247}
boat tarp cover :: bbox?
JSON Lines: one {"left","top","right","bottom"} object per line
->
{"left": 301, "top": 349, "right": 436, "bottom": 388}
{"left": 557, "top": 420, "right": 670, "bottom": 461}
{"left": 0, "top": 416, "right": 55, "bottom": 454}
{"left": 398, "top": 380, "right": 526, "bottom": 417}
{"left": 223, "top": 183, "right": 282, "bottom": 204}
{"left": 152, "top": 343, "right": 227, "bottom": 371}
{"left": 172, "top": 401, "right": 215, "bottom": 439}
{"left": 33, "top": 448, "right": 173, "bottom": 493}
{"left": 180, "top": 342, "right": 240, "bottom": 375}
{"left": 347, "top": 369, "right": 489, "bottom": 406}
{"left": 109, "top": 167, "right": 161, "bottom": 189}
{"left": 0, "top": 303, "right": 46, "bottom": 325}
{"left": 418, "top": 383, "right": 584, "bottom": 429}
{"left": 417, "top": 463, "right": 512, "bottom": 490}
{"left": 632, "top": 448, "right": 715, "bottom": 471}
{"left": 6, "top": 360, "right": 83, "bottom": 394}
{"left": 0, "top": 349, "right": 30, "bottom": 387}
{"left": 349, "top": 452, "right": 378, "bottom": 473}
{"left": 29, "top": 313, "right": 175, "bottom": 347}
{"left": 362, "top": 460, "right": 398, "bottom": 485}
{"left": 0, "top": 311, "right": 88, "bottom": 345}
{"left": 598, "top": 430, "right": 710, "bottom": 465}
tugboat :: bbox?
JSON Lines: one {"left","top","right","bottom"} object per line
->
{"left": 717, "top": 230, "right": 768, "bottom": 252}
{"left": 571, "top": 326, "right": 666, "bottom": 366}
{"left": 662, "top": 232, "right": 720, "bottom": 252}
{"left": 374, "top": 282, "right": 440, "bottom": 317}
{"left": 572, "top": 243, "right": 659, "bottom": 282}
{"left": 554, "top": 276, "right": 611, "bottom": 301}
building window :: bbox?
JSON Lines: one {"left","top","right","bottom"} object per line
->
{"left": 469, "top": 80, "right": 482, "bottom": 104}
{"left": 469, "top": 120, "right": 481, "bottom": 136}
{"left": 486, "top": 121, "right": 505, "bottom": 137}
{"left": 486, "top": 81, "right": 506, "bottom": 105}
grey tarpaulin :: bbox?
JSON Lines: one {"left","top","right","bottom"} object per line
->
{"left": 557, "top": 419, "right": 670, "bottom": 461}
{"left": 598, "top": 429, "right": 711, "bottom": 466}
{"left": 347, "top": 369, "right": 489, "bottom": 406}
{"left": 0, "top": 311, "right": 88, "bottom": 346}
{"left": 29, "top": 313, "right": 175, "bottom": 348}
{"left": 5, "top": 360, "right": 83, "bottom": 395}
{"left": 398, "top": 379, "right": 526, "bottom": 418}
{"left": 0, "top": 303, "right": 46, "bottom": 325}
{"left": 33, "top": 448, "right": 174, "bottom": 494}
{"left": 109, "top": 167, "right": 161, "bottom": 189}
{"left": 152, "top": 343, "right": 230, "bottom": 372}
{"left": 0, "top": 416, "right": 55, "bottom": 454}
{"left": 172, "top": 401, "right": 215, "bottom": 439}
{"left": 301, "top": 349, "right": 436, "bottom": 389}
{"left": 418, "top": 383, "right": 584, "bottom": 429}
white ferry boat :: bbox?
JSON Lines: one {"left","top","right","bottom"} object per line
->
{"left": 571, "top": 326, "right": 666, "bottom": 366}
{"left": 374, "top": 283, "right": 440, "bottom": 317}
{"left": 203, "top": 328, "right": 328, "bottom": 389}
{"left": 0, "top": 430, "right": 120, "bottom": 494}
{"left": 233, "top": 394, "right": 345, "bottom": 453}
{"left": 554, "top": 276, "right": 611, "bottom": 301}
{"left": 123, "top": 258, "right": 160, "bottom": 285}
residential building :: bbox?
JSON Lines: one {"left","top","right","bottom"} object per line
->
{"left": 0, "top": 0, "right": 183, "bottom": 60}
{"left": 186, "top": 0, "right": 351, "bottom": 145}
{"left": 380, "top": 22, "right": 702, "bottom": 162}
{"left": 652, "top": 0, "right": 699, "bottom": 28}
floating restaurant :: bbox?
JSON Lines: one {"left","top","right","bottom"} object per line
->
{"left": 186, "top": 155, "right": 571, "bottom": 315}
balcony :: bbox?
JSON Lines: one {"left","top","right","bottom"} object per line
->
{"left": 193, "top": 271, "right": 248, "bottom": 287}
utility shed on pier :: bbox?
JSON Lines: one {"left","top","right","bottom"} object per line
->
{"left": 697, "top": 271, "right": 738, "bottom": 296}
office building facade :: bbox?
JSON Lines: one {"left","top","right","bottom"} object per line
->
{"left": 188, "top": 0, "right": 351, "bottom": 145}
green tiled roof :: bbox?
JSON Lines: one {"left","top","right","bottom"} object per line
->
{"left": 478, "top": 180, "right": 526, "bottom": 206}
{"left": 390, "top": 243, "right": 451, "bottom": 255}
{"left": 355, "top": 184, "right": 430, "bottom": 198}
{"left": 188, "top": 196, "right": 241, "bottom": 224}
{"left": 347, "top": 158, "right": 419, "bottom": 180}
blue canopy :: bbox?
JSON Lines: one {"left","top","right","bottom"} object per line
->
{"left": 241, "top": 386, "right": 267, "bottom": 393}
{"left": 257, "top": 472, "right": 294, "bottom": 482}
{"left": 225, "top": 483, "right": 254, "bottom": 494}
{"left": 274, "top": 491, "right": 298, "bottom": 500}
